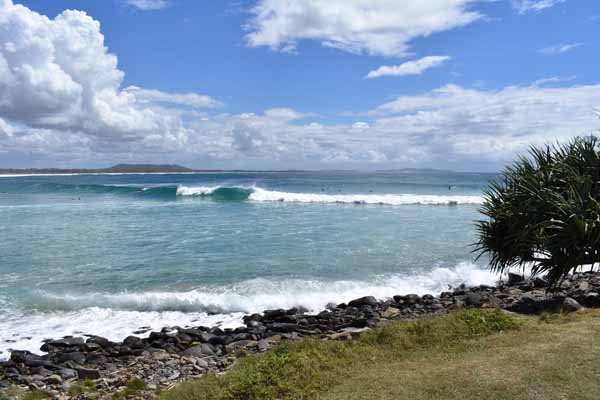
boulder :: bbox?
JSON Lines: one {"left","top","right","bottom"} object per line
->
{"left": 225, "top": 340, "right": 258, "bottom": 353}
{"left": 57, "top": 352, "right": 86, "bottom": 365}
{"left": 48, "top": 337, "right": 84, "bottom": 347}
{"left": 123, "top": 336, "right": 144, "bottom": 349}
{"left": 380, "top": 307, "right": 401, "bottom": 319}
{"left": 86, "top": 336, "right": 111, "bottom": 348}
{"left": 45, "top": 374, "right": 63, "bottom": 385}
{"left": 507, "top": 273, "right": 525, "bottom": 285}
{"left": 181, "top": 344, "right": 215, "bottom": 358}
{"left": 57, "top": 368, "right": 77, "bottom": 380}
{"left": 76, "top": 367, "right": 100, "bottom": 380}
{"left": 562, "top": 297, "right": 584, "bottom": 312}
{"left": 466, "top": 292, "right": 483, "bottom": 307}
{"left": 257, "top": 339, "right": 270, "bottom": 352}
{"left": 404, "top": 294, "right": 421, "bottom": 305}
{"left": 347, "top": 296, "right": 378, "bottom": 308}
{"left": 263, "top": 309, "right": 287, "bottom": 320}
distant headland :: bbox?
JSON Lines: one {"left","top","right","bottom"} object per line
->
{"left": 0, "top": 164, "right": 208, "bottom": 175}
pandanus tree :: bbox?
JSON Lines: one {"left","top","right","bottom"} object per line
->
{"left": 475, "top": 135, "right": 600, "bottom": 288}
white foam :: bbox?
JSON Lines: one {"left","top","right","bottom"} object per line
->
{"left": 249, "top": 187, "right": 483, "bottom": 205}
{"left": 0, "top": 307, "right": 244, "bottom": 360}
{"left": 176, "top": 185, "right": 221, "bottom": 196}
{"left": 0, "top": 261, "right": 499, "bottom": 359}
{"left": 173, "top": 185, "right": 483, "bottom": 205}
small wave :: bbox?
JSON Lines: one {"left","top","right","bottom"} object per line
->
{"left": 27, "top": 262, "right": 496, "bottom": 314}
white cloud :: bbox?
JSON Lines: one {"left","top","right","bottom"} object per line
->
{"left": 125, "top": 0, "right": 169, "bottom": 11}
{"left": 0, "top": 0, "right": 218, "bottom": 149}
{"left": 263, "top": 108, "right": 308, "bottom": 121}
{"left": 352, "top": 122, "right": 370, "bottom": 131}
{"left": 512, "top": 0, "right": 565, "bottom": 14}
{"left": 369, "top": 83, "right": 600, "bottom": 166}
{"left": 532, "top": 76, "right": 576, "bottom": 86}
{"left": 1, "top": 0, "right": 599, "bottom": 171}
{"left": 244, "top": 0, "right": 482, "bottom": 57}
{"left": 366, "top": 56, "right": 451, "bottom": 79}
{"left": 0, "top": 118, "right": 14, "bottom": 137}
{"left": 124, "top": 86, "right": 223, "bottom": 109}
{"left": 539, "top": 42, "right": 583, "bottom": 55}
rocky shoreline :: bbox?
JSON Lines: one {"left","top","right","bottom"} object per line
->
{"left": 1, "top": 271, "right": 598, "bottom": 399}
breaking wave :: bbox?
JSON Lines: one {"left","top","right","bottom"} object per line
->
{"left": 0, "top": 262, "right": 498, "bottom": 359}
{"left": 7, "top": 182, "right": 484, "bottom": 205}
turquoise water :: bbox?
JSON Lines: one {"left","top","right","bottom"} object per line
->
{"left": 0, "top": 171, "right": 497, "bottom": 358}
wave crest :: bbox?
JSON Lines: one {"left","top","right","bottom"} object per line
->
{"left": 10, "top": 182, "right": 484, "bottom": 205}
{"left": 248, "top": 187, "right": 482, "bottom": 205}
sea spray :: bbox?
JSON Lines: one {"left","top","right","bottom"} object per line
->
{"left": 0, "top": 262, "right": 497, "bottom": 360}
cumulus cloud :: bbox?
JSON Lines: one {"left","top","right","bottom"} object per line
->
{"left": 125, "top": 0, "right": 169, "bottom": 11}
{"left": 368, "top": 83, "right": 600, "bottom": 166}
{"left": 244, "top": 0, "right": 482, "bottom": 57}
{"left": 539, "top": 42, "right": 583, "bottom": 55}
{"left": 0, "top": 0, "right": 218, "bottom": 148}
{"left": 366, "top": 56, "right": 451, "bottom": 79}
{"left": 512, "top": 0, "right": 566, "bottom": 14}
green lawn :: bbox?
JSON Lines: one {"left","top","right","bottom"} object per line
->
{"left": 164, "top": 308, "right": 600, "bottom": 400}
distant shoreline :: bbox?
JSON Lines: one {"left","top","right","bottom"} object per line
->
{"left": 0, "top": 164, "right": 499, "bottom": 177}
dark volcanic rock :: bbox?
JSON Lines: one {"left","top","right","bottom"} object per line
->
{"left": 466, "top": 292, "right": 483, "bottom": 307}
{"left": 181, "top": 344, "right": 215, "bottom": 358}
{"left": 347, "top": 296, "right": 378, "bottom": 308}
{"left": 123, "top": 335, "right": 144, "bottom": 349}
{"left": 75, "top": 367, "right": 101, "bottom": 380}
{"left": 47, "top": 337, "right": 85, "bottom": 348}
{"left": 562, "top": 297, "right": 584, "bottom": 312}
{"left": 263, "top": 309, "right": 287, "bottom": 320}
{"left": 57, "top": 351, "right": 86, "bottom": 365}
{"left": 507, "top": 273, "right": 525, "bottom": 286}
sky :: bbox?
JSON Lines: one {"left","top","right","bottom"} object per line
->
{"left": 0, "top": 0, "right": 598, "bottom": 171}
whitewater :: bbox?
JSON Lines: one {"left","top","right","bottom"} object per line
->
{"left": 0, "top": 170, "right": 497, "bottom": 359}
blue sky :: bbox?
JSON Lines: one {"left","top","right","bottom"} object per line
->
{"left": 0, "top": 0, "right": 599, "bottom": 170}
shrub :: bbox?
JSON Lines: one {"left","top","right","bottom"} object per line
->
{"left": 475, "top": 136, "right": 600, "bottom": 288}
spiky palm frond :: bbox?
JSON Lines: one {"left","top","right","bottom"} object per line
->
{"left": 474, "top": 136, "right": 600, "bottom": 289}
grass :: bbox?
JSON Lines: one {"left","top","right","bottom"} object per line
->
{"left": 0, "top": 388, "right": 51, "bottom": 400}
{"left": 111, "top": 377, "right": 149, "bottom": 399}
{"left": 7, "top": 308, "right": 600, "bottom": 399}
{"left": 66, "top": 378, "right": 96, "bottom": 396}
{"left": 162, "top": 309, "right": 523, "bottom": 400}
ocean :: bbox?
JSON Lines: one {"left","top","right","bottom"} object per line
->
{"left": 0, "top": 170, "right": 499, "bottom": 359}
